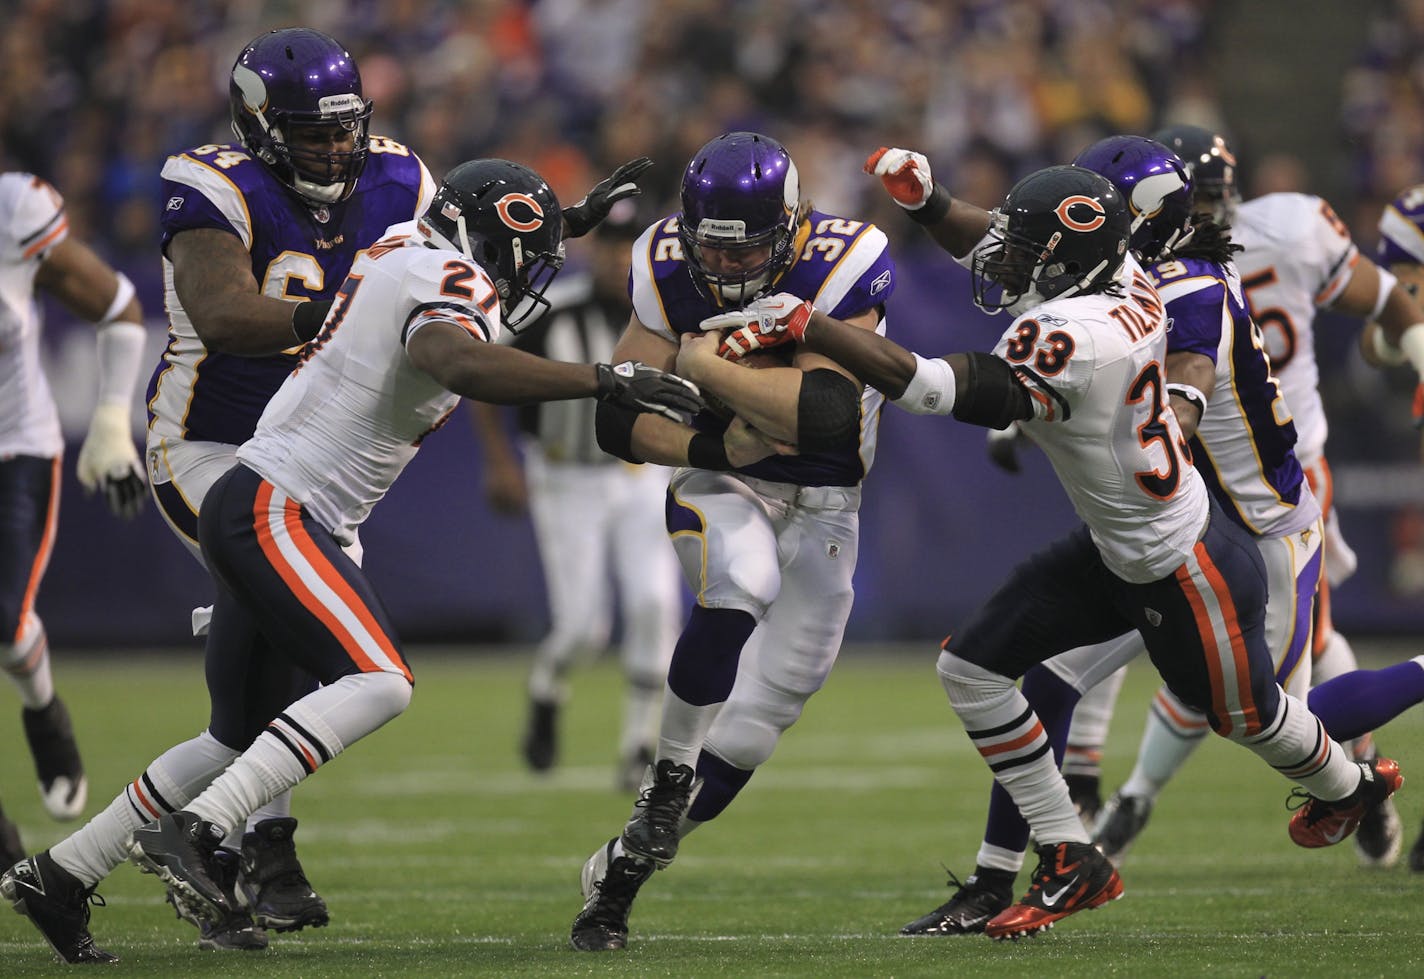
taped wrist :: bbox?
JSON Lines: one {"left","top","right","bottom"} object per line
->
{"left": 1370, "top": 266, "right": 1400, "bottom": 321}
{"left": 1402, "top": 322, "right": 1424, "bottom": 376}
{"left": 951, "top": 351, "right": 1032, "bottom": 429}
{"left": 1167, "top": 382, "right": 1207, "bottom": 420}
{"left": 893, "top": 354, "right": 957, "bottom": 415}
{"left": 908, "top": 184, "right": 952, "bottom": 226}
{"left": 99, "top": 271, "right": 136, "bottom": 325}
{"left": 796, "top": 369, "right": 860, "bottom": 451}
{"left": 94, "top": 320, "right": 147, "bottom": 406}
{"left": 595, "top": 401, "right": 644, "bottom": 463}
{"left": 292, "top": 299, "right": 333, "bottom": 344}
{"left": 687, "top": 432, "right": 732, "bottom": 470}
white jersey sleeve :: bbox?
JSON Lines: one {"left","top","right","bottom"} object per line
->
{"left": 1231, "top": 193, "right": 1359, "bottom": 465}
{"left": 0, "top": 173, "right": 68, "bottom": 457}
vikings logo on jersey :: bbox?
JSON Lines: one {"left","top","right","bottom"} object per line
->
{"left": 147, "top": 138, "right": 434, "bottom": 446}
{"left": 631, "top": 209, "right": 895, "bottom": 487}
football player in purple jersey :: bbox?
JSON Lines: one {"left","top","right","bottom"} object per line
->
{"left": 570, "top": 131, "right": 897, "bottom": 952}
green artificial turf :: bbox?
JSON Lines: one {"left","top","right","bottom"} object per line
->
{"left": 0, "top": 644, "right": 1418, "bottom": 977}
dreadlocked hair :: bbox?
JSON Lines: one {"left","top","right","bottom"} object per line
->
{"left": 1170, "top": 213, "right": 1241, "bottom": 265}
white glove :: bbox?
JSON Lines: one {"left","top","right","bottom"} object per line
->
{"left": 864, "top": 146, "right": 935, "bottom": 210}
{"left": 699, "top": 293, "right": 814, "bottom": 361}
{"left": 77, "top": 401, "right": 147, "bottom": 519}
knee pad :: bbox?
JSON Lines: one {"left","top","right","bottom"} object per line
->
{"left": 937, "top": 649, "right": 1015, "bottom": 713}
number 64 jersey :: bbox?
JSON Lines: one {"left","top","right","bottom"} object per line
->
{"left": 1002, "top": 259, "right": 1210, "bottom": 584}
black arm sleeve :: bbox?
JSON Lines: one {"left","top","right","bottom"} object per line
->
{"left": 796, "top": 369, "right": 861, "bottom": 452}
{"left": 595, "top": 401, "right": 644, "bottom": 463}
{"left": 950, "top": 351, "right": 1035, "bottom": 429}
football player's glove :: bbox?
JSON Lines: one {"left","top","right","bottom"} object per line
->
{"left": 77, "top": 401, "right": 146, "bottom": 518}
{"left": 700, "top": 293, "right": 813, "bottom": 361}
{"left": 865, "top": 146, "right": 935, "bottom": 210}
{"left": 596, "top": 361, "right": 703, "bottom": 422}
{"left": 986, "top": 423, "right": 1026, "bottom": 474}
{"left": 563, "top": 157, "right": 654, "bottom": 239}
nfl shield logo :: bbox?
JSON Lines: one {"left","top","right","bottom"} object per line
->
{"left": 826, "top": 541, "right": 841, "bottom": 559}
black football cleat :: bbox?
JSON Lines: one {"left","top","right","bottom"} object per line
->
{"left": 985, "top": 842, "right": 1123, "bottom": 940}
{"left": 0, "top": 812, "right": 24, "bottom": 871}
{"left": 165, "top": 846, "right": 269, "bottom": 951}
{"left": 1092, "top": 791, "right": 1154, "bottom": 866}
{"left": 620, "top": 759, "right": 697, "bottom": 868}
{"left": 22, "top": 697, "right": 87, "bottom": 820}
{"left": 570, "top": 839, "right": 654, "bottom": 951}
{"left": 522, "top": 700, "right": 559, "bottom": 772}
{"left": 1289, "top": 758, "right": 1403, "bottom": 849}
{"left": 1, "top": 852, "right": 117, "bottom": 964}
{"left": 1064, "top": 773, "right": 1102, "bottom": 834}
{"left": 130, "top": 811, "right": 233, "bottom": 926}
{"left": 238, "top": 818, "right": 329, "bottom": 932}
{"left": 900, "top": 867, "right": 1015, "bottom": 936}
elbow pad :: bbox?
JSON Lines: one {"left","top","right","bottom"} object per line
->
{"left": 595, "top": 401, "right": 644, "bottom": 463}
{"left": 797, "top": 369, "right": 861, "bottom": 452}
{"left": 950, "top": 351, "right": 1033, "bottom": 429}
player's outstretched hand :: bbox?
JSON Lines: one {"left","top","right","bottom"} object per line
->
{"left": 864, "top": 147, "right": 935, "bottom": 210}
{"left": 77, "top": 401, "right": 147, "bottom": 518}
{"left": 563, "top": 157, "right": 654, "bottom": 239}
{"left": 985, "top": 423, "right": 1025, "bottom": 475}
{"left": 700, "top": 293, "right": 813, "bottom": 361}
{"left": 596, "top": 361, "right": 703, "bottom": 422}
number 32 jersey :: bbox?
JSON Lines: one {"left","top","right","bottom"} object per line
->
{"left": 629, "top": 210, "right": 895, "bottom": 487}
{"left": 147, "top": 138, "right": 435, "bottom": 446}
{"left": 1002, "top": 259, "right": 1209, "bottom": 584}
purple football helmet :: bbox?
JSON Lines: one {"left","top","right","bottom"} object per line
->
{"left": 1150, "top": 124, "right": 1239, "bottom": 223}
{"left": 1073, "top": 135, "right": 1194, "bottom": 262}
{"left": 229, "top": 28, "right": 373, "bottom": 206}
{"left": 678, "top": 132, "right": 802, "bottom": 308}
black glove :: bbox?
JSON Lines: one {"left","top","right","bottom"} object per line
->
{"left": 596, "top": 361, "right": 703, "bottom": 422}
{"left": 563, "top": 157, "right": 654, "bottom": 239}
{"left": 985, "top": 424, "right": 1024, "bottom": 474}
{"left": 102, "top": 469, "right": 148, "bottom": 519}
{"left": 292, "top": 298, "right": 334, "bottom": 344}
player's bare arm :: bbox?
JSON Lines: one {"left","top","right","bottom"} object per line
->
{"left": 1350, "top": 258, "right": 1424, "bottom": 367}
{"left": 34, "top": 237, "right": 139, "bottom": 323}
{"left": 1164, "top": 350, "right": 1216, "bottom": 439}
{"left": 170, "top": 228, "right": 323, "bottom": 354}
{"left": 864, "top": 147, "right": 992, "bottom": 258}
{"left": 676, "top": 308, "right": 872, "bottom": 444}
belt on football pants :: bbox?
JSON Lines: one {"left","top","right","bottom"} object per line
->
{"left": 736, "top": 474, "right": 861, "bottom": 512}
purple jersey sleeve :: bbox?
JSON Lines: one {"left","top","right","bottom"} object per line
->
{"left": 1154, "top": 258, "right": 1227, "bottom": 362}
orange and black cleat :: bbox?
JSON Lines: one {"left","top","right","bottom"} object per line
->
{"left": 1288, "top": 757, "right": 1403, "bottom": 849}
{"left": 984, "top": 841, "right": 1122, "bottom": 940}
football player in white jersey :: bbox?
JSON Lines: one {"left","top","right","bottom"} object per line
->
{"left": 471, "top": 201, "right": 681, "bottom": 790}
{"left": 0, "top": 171, "right": 147, "bottom": 865}
{"left": 0, "top": 158, "right": 704, "bottom": 965}
{"left": 569, "top": 132, "right": 895, "bottom": 952}
{"left": 1074, "top": 125, "right": 1424, "bottom": 870}
{"left": 716, "top": 162, "right": 1400, "bottom": 940}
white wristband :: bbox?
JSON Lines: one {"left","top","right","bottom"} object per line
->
{"left": 1400, "top": 322, "right": 1424, "bottom": 377}
{"left": 1370, "top": 265, "right": 1400, "bottom": 321}
{"left": 94, "top": 320, "right": 147, "bottom": 407}
{"left": 99, "top": 271, "right": 136, "bottom": 326}
{"left": 1167, "top": 382, "right": 1208, "bottom": 417}
{"left": 893, "top": 353, "right": 957, "bottom": 415}
{"left": 1371, "top": 325, "right": 1409, "bottom": 367}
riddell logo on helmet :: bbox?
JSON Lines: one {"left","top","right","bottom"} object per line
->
{"left": 495, "top": 193, "right": 544, "bottom": 232}
{"left": 1054, "top": 196, "right": 1106, "bottom": 232}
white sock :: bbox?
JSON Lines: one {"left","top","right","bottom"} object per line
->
{"left": 186, "top": 672, "right": 410, "bottom": 836}
{"left": 620, "top": 673, "right": 664, "bottom": 759}
{"left": 1063, "top": 665, "right": 1128, "bottom": 778}
{"left": 1233, "top": 691, "right": 1360, "bottom": 801}
{"left": 1119, "top": 686, "right": 1210, "bottom": 799}
{"left": 2, "top": 614, "right": 54, "bottom": 710}
{"left": 655, "top": 687, "right": 724, "bottom": 768}
{"left": 938, "top": 651, "right": 1088, "bottom": 845}
{"left": 50, "top": 730, "right": 238, "bottom": 886}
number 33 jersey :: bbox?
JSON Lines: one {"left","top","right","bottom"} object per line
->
{"left": 147, "top": 138, "right": 435, "bottom": 446}
{"left": 1003, "top": 259, "right": 1210, "bottom": 584}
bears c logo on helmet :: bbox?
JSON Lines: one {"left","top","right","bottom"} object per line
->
{"left": 495, "top": 192, "right": 545, "bottom": 232}
{"left": 1054, "top": 195, "right": 1107, "bottom": 232}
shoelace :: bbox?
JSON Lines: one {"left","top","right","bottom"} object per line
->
{"left": 585, "top": 862, "right": 644, "bottom": 928}
{"left": 633, "top": 779, "right": 691, "bottom": 828}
